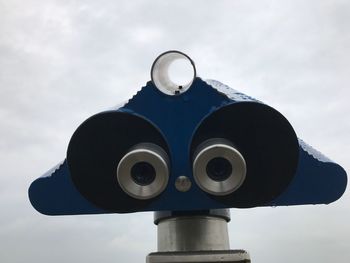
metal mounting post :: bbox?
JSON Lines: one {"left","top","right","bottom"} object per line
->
{"left": 146, "top": 209, "right": 250, "bottom": 263}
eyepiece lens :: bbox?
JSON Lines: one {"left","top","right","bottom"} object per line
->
{"left": 131, "top": 162, "right": 156, "bottom": 186}
{"left": 206, "top": 157, "right": 232, "bottom": 182}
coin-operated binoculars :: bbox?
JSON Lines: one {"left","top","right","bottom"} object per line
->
{"left": 29, "top": 51, "right": 347, "bottom": 262}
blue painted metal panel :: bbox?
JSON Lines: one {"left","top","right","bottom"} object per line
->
{"left": 28, "top": 78, "right": 347, "bottom": 215}
{"left": 28, "top": 160, "right": 105, "bottom": 215}
{"left": 268, "top": 139, "right": 347, "bottom": 206}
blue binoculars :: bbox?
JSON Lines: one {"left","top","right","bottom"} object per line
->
{"left": 29, "top": 51, "right": 347, "bottom": 215}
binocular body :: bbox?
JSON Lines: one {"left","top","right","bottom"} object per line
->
{"left": 29, "top": 78, "right": 347, "bottom": 215}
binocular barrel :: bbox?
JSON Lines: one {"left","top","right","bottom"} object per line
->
{"left": 66, "top": 110, "right": 170, "bottom": 212}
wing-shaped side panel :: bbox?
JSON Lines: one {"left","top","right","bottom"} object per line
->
{"left": 28, "top": 160, "right": 105, "bottom": 215}
{"left": 268, "top": 140, "right": 347, "bottom": 206}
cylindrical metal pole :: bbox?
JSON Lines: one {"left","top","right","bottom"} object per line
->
{"left": 146, "top": 209, "right": 250, "bottom": 263}
{"left": 157, "top": 215, "right": 230, "bottom": 252}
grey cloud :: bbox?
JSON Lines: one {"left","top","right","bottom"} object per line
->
{"left": 1, "top": 0, "right": 349, "bottom": 262}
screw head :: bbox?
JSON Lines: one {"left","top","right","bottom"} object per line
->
{"left": 175, "top": 176, "right": 192, "bottom": 192}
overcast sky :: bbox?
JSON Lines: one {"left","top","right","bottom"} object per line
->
{"left": 1, "top": 0, "right": 349, "bottom": 262}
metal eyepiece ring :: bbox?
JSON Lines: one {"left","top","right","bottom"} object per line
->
{"left": 117, "top": 143, "right": 169, "bottom": 200}
{"left": 193, "top": 138, "right": 246, "bottom": 196}
{"left": 151, "top": 50, "right": 196, "bottom": 95}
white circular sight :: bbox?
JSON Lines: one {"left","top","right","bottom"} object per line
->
{"left": 151, "top": 50, "right": 196, "bottom": 95}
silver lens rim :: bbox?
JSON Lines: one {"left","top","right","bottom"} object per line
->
{"left": 193, "top": 138, "right": 246, "bottom": 196}
{"left": 117, "top": 143, "right": 169, "bottom": 200}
